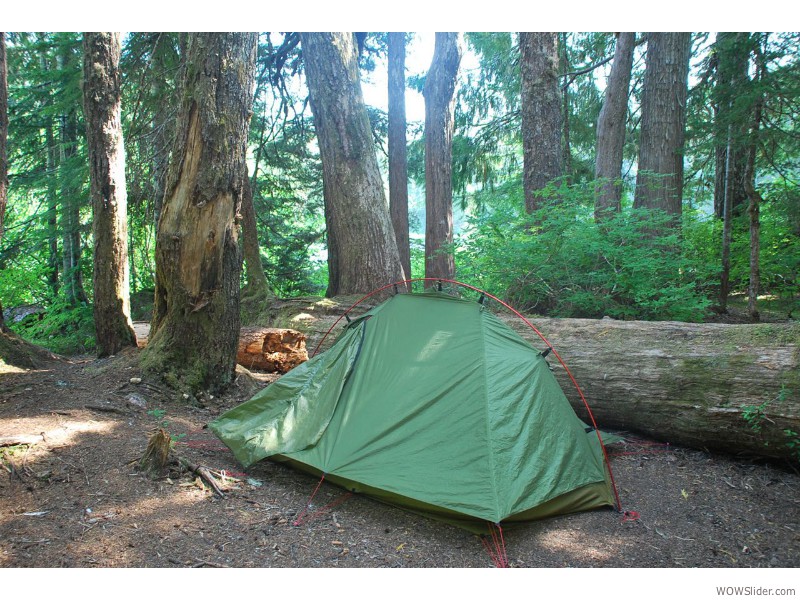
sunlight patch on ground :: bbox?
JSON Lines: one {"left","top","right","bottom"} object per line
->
{"left": 0, "top": 361, "right": 28, "bottom": 374}
{"left": 537, "top": 527, "right": 621, "bottom": 562}
{"left": 0, "top": 415, "right": 117, "bottom": 447}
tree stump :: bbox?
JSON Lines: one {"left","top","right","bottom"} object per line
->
{"left": 138, "top": 428, "right": 171, "bottom": 478}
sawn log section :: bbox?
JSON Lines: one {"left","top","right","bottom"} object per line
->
{"left": 134, "top": 322, "right": 308, "bottom": 374}
{"left": 236, "top": 326, "right": 308, "bottom": 373}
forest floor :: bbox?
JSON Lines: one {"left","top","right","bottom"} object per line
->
{"left": 1, "top": 346, "right": 799, "bottom": 571}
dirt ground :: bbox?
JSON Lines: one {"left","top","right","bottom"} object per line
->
{"left": 1, "top": 347, "right": 799, "bottom": 572}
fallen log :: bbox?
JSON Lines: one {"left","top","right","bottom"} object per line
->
{"left": 298, "top": 296, "right": 800, "bottom": 462}
{"left": 236, "top": 327, "right": 308, "bottom": 373}
{"left": 502, "top": 316, "right": 800, "bottom": 463}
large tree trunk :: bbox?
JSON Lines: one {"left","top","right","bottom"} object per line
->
{"left": 423, "top": 32, "right": 461, "bottom": 282}
{"left": 241, "top": 170, "right": 271, "bottom": 298}
{"left": 520, "top": 32, "right": 562, "bottom": 213}
{"left": 142, "top": 32, "right": 257, "bottom": 394}
{"left": 83, "top": 32, "right": 137, "bottom": 357}
{"left": 594, "top": 32, "right": 635, "bottom": 220}
{"left": 267, "top": 295, "right": 800, "bottom": 464}
{"left": 301, "top": 33, "right": 404, "bottom": 296}
{"left": 633, "top": 33, "right": 692, "bottom": 217}
{"left": 388, "top": 32, "right": 411, "bottom": 284}
{"left": 502, "top": 316, "right": 800, "bottom": 463}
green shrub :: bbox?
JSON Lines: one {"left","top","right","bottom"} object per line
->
{"left": 10, "top": 299, "right": 96, "bottom": 355}
{"left": 456, "top": 180, "right": 713, "bottom": 321}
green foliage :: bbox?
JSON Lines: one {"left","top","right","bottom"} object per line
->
{"left": 9, "top": 299, "right": 95, "bottom": 354}
{"left": 456, "top": 180, "right": 713, "bottom": 321}
{"left": 741, "top": 386, "right": 799, "bottom": 463}
{"left": 784, "top": 429, "right": 800, "bottom": 463}
{"left": 741, "top": 399, "right": 770, "bottom": 434}
{"left": 249, "top": 117, "right": 326, "bottom": 297}
{"left": 146, "top": 409, "right": 186, "bottom": 445}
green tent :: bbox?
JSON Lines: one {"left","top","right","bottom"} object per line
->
{"left": 210, "top": 291, "right": 617, "bottom": 530}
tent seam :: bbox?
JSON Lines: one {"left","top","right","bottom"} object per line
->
{"left": 478, "top": 305, "right": 502, "bottom": 523}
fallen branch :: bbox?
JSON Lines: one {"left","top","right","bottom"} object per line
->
{"left": 177, "top": 456, "right": 226, "bottom": 498}
{"left": 84, "top": 404, "right": 128, "bottom": 415}
{"left": 191, "top": 559, "right": 230, "bottom": 568}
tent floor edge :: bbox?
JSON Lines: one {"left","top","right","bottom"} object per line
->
{"left": 272, "top": 455, "right": 616, "bottom": 534}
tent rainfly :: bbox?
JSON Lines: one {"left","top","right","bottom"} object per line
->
{"left": 210, "top": 290, "right": 618, "bottom": 530}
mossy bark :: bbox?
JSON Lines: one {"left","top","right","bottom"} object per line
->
{"left": 83, "top": 32, "right": 137, "bottom": 357}
{"left": 142, "top": 33, "right": 257, "bottom": 395}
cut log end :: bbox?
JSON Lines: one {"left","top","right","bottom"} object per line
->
{"left": 133, "top": 322, "right": 308, "bottom": 374}
{"left": 236, "top": 327, "right": 308, "bottom": 373}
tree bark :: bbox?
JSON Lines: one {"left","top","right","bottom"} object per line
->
{"left": 594, "top": 32, "right": 635, "bottom": 220}
{"left": 83, "top": 32, "right": 137, "bottom": 357}
{"left": 520, "top": 32, "right": 562, "bottom": 213}
{"left": 560, "top": 33, "right": 572, "bottom": 182}
{"left": 633, "top": 33, "right": 692, "bottom": 218}
{"left": 301, "top": 33, "right": 404, "bottom": 296}
{"left": 388, "top": 32, "right": 411, "bottom": 284}
{"left": 423, "top": 32, "right": 461, "bottom": 282}
{"left": 44, "top": 103, "right": 60, "bottom": 296}
{"left": 142, "top": 32, "right": 257, "bottom": 394}
{"left": 502, "top": 316, "right": 800, "bottom": 463}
